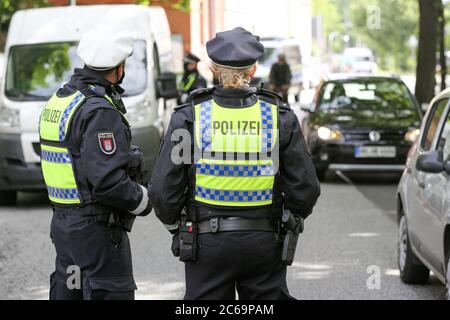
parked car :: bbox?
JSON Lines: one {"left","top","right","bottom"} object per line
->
{"left": 252, "top": 37, "right": 303, "bottom": 101}
{"left": 301, "top": 75, "right": 422, "bottom": 180}
{"left": 342, "top": 47, "right": 378, "bottom": 74}
{"left": 0, "top": 4, "right": 178, "bottom": 205}
{"left": 397, "top": 89, "right": 450, "bottom": 298}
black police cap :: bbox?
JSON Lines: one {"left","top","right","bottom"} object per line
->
{"left": 184, "top": 52, "right": 201, "bottom": 64}
{"left": 206, "top": 27, "right": 265, "bottom": 68}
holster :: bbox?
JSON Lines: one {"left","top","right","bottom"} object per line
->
{"left": 281, "top": 210, "right": 304, "bottom": 267}
{"left": 107, "top": 213, "right": 123, "bottom": 248}
{"left": 178, "top": 215, "right": 198, "bottom": 262}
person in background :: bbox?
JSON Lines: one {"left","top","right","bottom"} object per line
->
{"left": 269, "top": 54, "right": 292, "bottom": 102}
{"left": 178, "top": 52, "right": 207, "bottom": 104}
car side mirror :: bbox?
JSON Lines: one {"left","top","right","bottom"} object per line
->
{"left": 156, "top": 72, "right": 178, "bottom": 100}
{"left": 416, "top": 151, "right": 450, "bottom": 174}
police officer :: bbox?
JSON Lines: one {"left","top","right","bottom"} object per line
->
{"left": 149, "top": 27, "right": 320, "bottom": 300}
{"left": 178, "top": 52, "right": 207, "bottom": 104}
{"left": 40, "top": 28, "right": 152, "bottom": 300}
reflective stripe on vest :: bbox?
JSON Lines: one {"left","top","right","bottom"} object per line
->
{"left": 194, "top": 99, "right": 278, "bottom": 207}
{"left": 180, "top": 73, "right": 197, "bottom": 92}
{"left": 40, "top": 143, "right": 81, "bottom": 205}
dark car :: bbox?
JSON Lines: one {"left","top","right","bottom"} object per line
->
{"left": 302, "top": 75, "right": 422, "bottom": 180}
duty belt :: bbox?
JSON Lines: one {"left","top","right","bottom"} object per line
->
{"left": 197, "top": 217, "right": 277, "bottom": 235}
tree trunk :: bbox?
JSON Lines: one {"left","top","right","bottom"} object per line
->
{"left": 415, "top": 0, "right": 441, "bottom": 105}
{"left": 439, "top": 1, "right": 446, "bottom": 92}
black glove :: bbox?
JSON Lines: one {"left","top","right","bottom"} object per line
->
{"left": 171, "top": 233, "right": 180, "bottom": 258}
{"left": 128, "top": 145, "right": 146, "bottom": 184}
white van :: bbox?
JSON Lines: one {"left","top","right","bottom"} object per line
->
{"left": 0, "top": 5, "right": 178, "bottom": 205}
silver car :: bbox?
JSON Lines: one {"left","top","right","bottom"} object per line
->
{"left": 397, "top": 89, "right": 450, "bottom": 298}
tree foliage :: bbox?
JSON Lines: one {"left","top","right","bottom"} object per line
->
{"left": 350, "top": 0, "right": 418, "bottom": 72}
{"left": 313, "top": 0, "right": 419, "bottom": 72}
{"left": 0, "top": 0, "right": 48, "bottom": 34}
{"left": 136, "top": 0, "right": 190, "bottom": 12}
{"left": 0, "top": 0, "right": 49, "bottom": 50}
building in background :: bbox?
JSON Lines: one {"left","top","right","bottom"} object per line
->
{"left": 49, "top": 0, "right": 311, "bottom": 74}
{"left": 223, "top": 0, "right": 312, "bottom": 63}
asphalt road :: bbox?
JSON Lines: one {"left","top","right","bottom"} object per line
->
{"left": 0, "top": 172, "right": 447, "bottom": 300}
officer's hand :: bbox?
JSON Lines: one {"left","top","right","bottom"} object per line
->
{"left": 171, "top": 232, "right": 180, "bottom": 258}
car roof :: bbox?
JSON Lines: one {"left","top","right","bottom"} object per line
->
{"left": 6, "top": 5, "right": 164, "bottom": 47}
{"left": 323, "top": 73, "right": 402, "bottom": 82}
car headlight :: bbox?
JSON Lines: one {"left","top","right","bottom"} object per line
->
{"left": 317, "top": 127, "right": 343, "bottom": 141}
{"left": 405, "top": 129, "right": 420, "bottom": 143}
{"left": 0, "top": 106, "right": 20, "bottom": 129}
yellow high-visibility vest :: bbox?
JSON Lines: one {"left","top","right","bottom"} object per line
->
{"left": 194, "top": 99, "right": 278, "bottom": 207}
{"left": 39, "top": 87, "right": 117, "bottom": 205}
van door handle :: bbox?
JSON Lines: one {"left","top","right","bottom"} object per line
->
{"left": 418, "top": 182, "right": 426, "bottom": 189}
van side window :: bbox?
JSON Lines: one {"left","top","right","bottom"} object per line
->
{"left": 421, "top": 99, "right": 449, "bottom": 151}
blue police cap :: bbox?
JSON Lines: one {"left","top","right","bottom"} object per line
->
{"left": 206, "top": 27, "right": 265, "bottom": 68}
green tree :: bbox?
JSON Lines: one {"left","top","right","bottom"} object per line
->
{"left": 350, "top": 0, "right": 418, "bottom": 72}
{"left": 0, "top": 0, "right": 49, "bottom": 50}
{"left": 312, "top": 0, "right": 353, "bottom": 54}
{"left": 136, "top": 0, "right": 190, "bottom": 12}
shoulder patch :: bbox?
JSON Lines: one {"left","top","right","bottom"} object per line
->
{"left": 98, "top": 132, "right": 116, "bottom": 155}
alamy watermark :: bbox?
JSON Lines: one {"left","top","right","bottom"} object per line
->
{"left": 366, "top": 265, "right": 381, "bottom": 290}
{"left": 367, "top": 5, "right": 382, "bottom": 30}
{"left": 66, "top": 265, "right": 81, "bottom": 290}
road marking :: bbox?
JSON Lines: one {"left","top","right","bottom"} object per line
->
{"left": 335, "top": 170, "right": 354, "bottom": 185}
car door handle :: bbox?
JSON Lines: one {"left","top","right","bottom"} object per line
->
{"left": 418, "top": 182, "right": 426, "bottom": 189}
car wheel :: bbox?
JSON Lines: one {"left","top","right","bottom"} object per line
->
{"left": 446, "top": 259, "right": 450, "bottom": 300}
{"left": 0, "top": 191, "right": 18, "bottom": 206}
{"left": 398, "top": 213, "right": 430, "bottom": 284}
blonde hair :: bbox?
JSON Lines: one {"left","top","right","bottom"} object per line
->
{"left": 211, "top": 62, "right": 256, "bottom": 89}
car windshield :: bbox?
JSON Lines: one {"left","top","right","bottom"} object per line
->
{"left": 318, "top": 79, "right": 417, "bottom": 117}
{"left": 5, "top": 41, "right": 147, "bottom": 101}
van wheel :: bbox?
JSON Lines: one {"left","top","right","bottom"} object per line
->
{"left": 398, "top": 213, "right": 430, "bottom": 284}
{"left": 0, "top": 191, "right": 18, "bottom": 206}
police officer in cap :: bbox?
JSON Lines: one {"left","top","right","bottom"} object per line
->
{"left": 40, "top": 27, "right": 152, "bottom": 300}
{"left": 149, "top": 27, "right": 320, "bottom": 300}
{"left": 178, "top": 52, "right": 207, "bottom": 104}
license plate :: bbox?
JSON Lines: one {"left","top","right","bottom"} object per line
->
{"left": 355, "top": 146, "right": 396, "bottom": 158}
